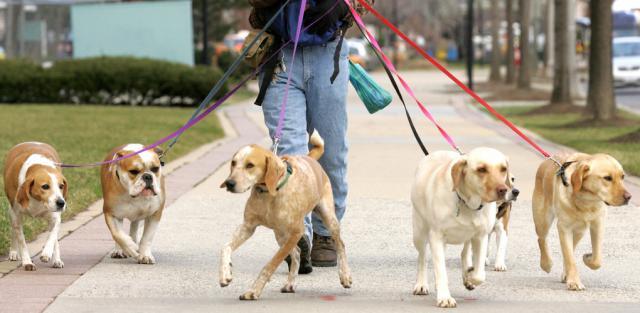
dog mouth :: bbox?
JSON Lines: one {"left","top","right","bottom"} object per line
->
{"left": 135, "top": 187, "right": 157, "bottom": 197}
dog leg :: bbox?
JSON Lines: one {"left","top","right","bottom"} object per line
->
{"left": 137, "top": 210, "right": 162, "bottom": 265}
{"left": 276, "top": 232, "right": 299, "bottom": 293}
{"left": 10, "top": 210, "right": 35, "bottom": 270}
{"left": 494, "top": 223, "right": 508, "bottom": 272}
{"left": 314, "top": 196, "right": 352, "bottom": 288}
{"left": 467, "top": 234, "right": 488, "bottom": 288}
{"left": 558, "top": 226, "right": 584, "bottom": 291}
{"left": 52, "top": 239, "right": 64, "bottom": 268}
{"left": 461, "top": 242, "right": 475, "bottom": 290}
{"left": 8, "top": 208, "right": 20, "bottom": 261}
{"left": 429, "top": 233, "right": 455, "bottom": 308}
{"left": 413, "top": 232, "right": 429, "bottom": 295}
{"left": 40, "top": 212, "right": 61, "bottom": 265}
{"left": 109, "top": 217, "right": 129, "bottom": 258}
{"left": 533, "top": 202, "right": 555, "bottom": 273}
{"left": 219, "top": 222, "right": 257, "bottom": 288}
{"left": 240, "top": 231, "right": 301, "bottom": 300}
{"left": 583, "top": 218, "right": 603, "bottom": 270}
{"left": 129, "top": 220, "right": 141, "bottom": 245}
{"left": 40, "top": 212, "right": 60, "bottom": 263}
{"left": 105, "top": 214, "right": 139, "bottom": 259}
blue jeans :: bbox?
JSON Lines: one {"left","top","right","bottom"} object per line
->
{"left": 261, "top": 40, "right": 349, "bottom": 242}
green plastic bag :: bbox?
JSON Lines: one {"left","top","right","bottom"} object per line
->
{"left": 348, "top": 60, "right": 392, "bottom": 114}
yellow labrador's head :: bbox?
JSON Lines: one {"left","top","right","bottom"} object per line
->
{"left": 452, "top": 147, "right": 510, "bottom": 204}
{"left": 571, "top": 154, "right": 631, "bottom": 206}
{"left": 17, "top": 165, "right": 68, "bottom": 214}
{"left": 113, "top": 144, "right": 163, "bottom": 198}
{"left": 221, "top": 145, "right": 284, "bottom": 196}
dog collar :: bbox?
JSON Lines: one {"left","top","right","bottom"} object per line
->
{"left": 456, "top": 192, "right": 483, "bottom": 216}
{"left": 256, "top": 161, "right": 293, "bottom": 194}
{"left": 556, "top": 161, "right": 575, "bottom": 187}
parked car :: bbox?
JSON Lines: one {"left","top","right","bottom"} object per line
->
{"left": 613, "top": 37, "right": 640, "bottom": 87}
{"left": 346, "top": 38, "right": 370, "bottom": 69}
{"left": 0, "top": 46, "right": 5, "bottom": 60}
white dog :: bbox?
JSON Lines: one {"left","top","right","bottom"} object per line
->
{"left": 411, "top": 148, "right": 510, "bottom": 308}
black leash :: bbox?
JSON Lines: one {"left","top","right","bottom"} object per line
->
{"left": 351, "top": 12, "right": 429, "bottom": 155}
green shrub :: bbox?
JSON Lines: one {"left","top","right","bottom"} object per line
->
{"left": 0, "top": 57, "right": 228, "bottom": 106}
{"left": 216, "top": 50, "right": 252, "bottom": 81}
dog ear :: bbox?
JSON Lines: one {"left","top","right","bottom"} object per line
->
{"left": 17, "top": 178, "right": 34, "bottom": 208}
{"left": 571, "top": 163, "right": 590, "bottom": 194}
{"left": 264, "top": 155, "right": 283, "bottom": 196}
{"left": 451, "top": 159, "right": 467, "bottom": 191}
{"left": 62, "top": 176, "right": 69, "bottom": 199}
{"left": 153, "top": 147, "right": 164, "bottom": 157}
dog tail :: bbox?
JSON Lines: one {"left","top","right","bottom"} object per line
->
{"left": 308, "top": 130, "right": 325, "bottom": 160}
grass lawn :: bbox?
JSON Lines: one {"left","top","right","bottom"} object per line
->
{"left": 0, "top": 96, "right": 251, "bottom": 255}
{"left": 497, "top": 106, "right": 640, "bottom": 177}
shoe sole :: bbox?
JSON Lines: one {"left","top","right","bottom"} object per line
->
{"left": 311, "top": 259, "right": 337, "bottom": 267}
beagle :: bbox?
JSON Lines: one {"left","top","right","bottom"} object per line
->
{"left": 100, "top": 144, "right": 165, "bottom": 264}
{"left": 219, "top": 132, "right": 351, "bottom": 300}
{"left": 533, "top": 153, "right": 631, "bottom": 291}
{"left": 3, "top": 142, "right": 68, "bottom": 270}
{"left": 411, "top": 147, "right": 510, "bottom": 308}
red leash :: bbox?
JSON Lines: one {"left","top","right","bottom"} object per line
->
{"left": 356, "top": 0, "right": 552, "bottom": 159}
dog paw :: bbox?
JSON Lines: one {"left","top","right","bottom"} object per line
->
{"left": 494, "top": 263, "right": 507, "bottom": 272}
{"left": 340, "top": 273, "right": 353, "bottom": 288}
{"left": 137, "top": 254, "right": 156, "bottom": 265}
{"left": 436, "top": 297, "right": 457, "bottom": 308}
{"left": 239, "top": 290, "right": 259, "bottom": 300}
{"left": 39, "top": 254, "right": 51, "bottom": 263}
{"left": 281, "top": 284, "right": 295, "bottom": 293}
{"left": 463, "top": 280, "right": 476, "bottom": 291}
{"left": 466, "top": 273, "right": 485, "bottom": 287}
{"left": 110, "top": 250, "right": 128, "bottom": 259}
{"left": 52, "top": 260, "right": 64, "bottom": 268}
{"left": 8, "top": 251, "right": 19, "bottom": 261}
{"left": 540, "top": 258, "right": 553, "bottom": 273}
{"left": 219, "top": 263, "right": 233, "bottom": 287}
{"left": 413, "top": 284, "right": 429, "bottom": 295}
{"left": 566, "top": 280, "right": 585, "bottom": 291}
{"left": 23, "top": 263, "right": 37, "bottom": 271}
{"left": 583, "top": 253, "right": 601, "bottom": 270}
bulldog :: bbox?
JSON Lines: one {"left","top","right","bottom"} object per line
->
{"left": 100, "top": 144, "right": 165, "bottom": 264}
{"left": 3, "top": 142, "right": 68, "bottom": 271}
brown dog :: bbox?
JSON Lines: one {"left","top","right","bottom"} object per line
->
{"left": 219, "top": 132, "right": 351, "bottom": 300}
{"left": 3, "top": 142, "right": 68, "bottom": 270}
{"left": 533, "top": 153, "right": 632, "bottom": 291}
{"left": 100, "top": 144, "right": 165, "bottom": 264}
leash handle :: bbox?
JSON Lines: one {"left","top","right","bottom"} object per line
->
{"left": 273, "top": 0, "right": 308, "bottom": 152}
{"left": 356, "top": 0, "right": 550, "bottom": 158}
{"left": 345, "top": 0, "right": 461, "bottom": 153}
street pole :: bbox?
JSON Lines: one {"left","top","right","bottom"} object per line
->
{"left": 466, "top": 0, "right": 475, "bottom": 90}
{"left": 201, "top": 0, "right": 209, "bottom": 65}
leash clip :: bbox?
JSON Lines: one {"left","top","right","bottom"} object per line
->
{"left": 272, "top": 137, "right": 281, "bottom": 155}
{"left": 555, "top": 160, "right": 575, "bottom": 187}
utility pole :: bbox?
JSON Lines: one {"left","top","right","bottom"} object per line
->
{"left": 466, "top": 0, "right": 475, "bottom": 90}
{"left": 201, "top": 0, "right": 209, "bottom": 65}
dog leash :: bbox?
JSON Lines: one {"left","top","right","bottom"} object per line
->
{"left": 356, "top": 0, "right": 555, "bottom": 161}
{"left": 345, "top": 0, "right": 461, "bottom": 154}
{"left": 162, "top": 0, "right": 294, "bottom": 161}
{"left": 272, "top": 0, "right": 308, "bottom": 154}
{"left": 56, "top": 2, "right": 338, "bottom": 169}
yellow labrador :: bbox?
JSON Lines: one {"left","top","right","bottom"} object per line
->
{"left": 533, "top": 153, "right": 631, "bottom": 291}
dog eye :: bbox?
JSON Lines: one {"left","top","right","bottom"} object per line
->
{"left": 231, "top": 161, "right": 237, "bottom": 167}
{"left": 500, "top": 167, "right": 507, "bottom": 172}
{"left": 129, "top": 170, "right": 140, "bottom": 176}
{"left": 246, "top": 163, "right": 255, "bottom": 169}
{"left": 604, "top": 175, "right": 613, "bottom": 182}
{"left": 59, "top": 184, "right": 64, "bottom": 189}
{"left": 477, "top": 167, "right": 487, "bottom": 173}
{"left": 150, "top": 166, "right": 159, "bottom": 173}
{"left": 511, "top": 177, "right": 516, "bottom": 183}
{"left": 42, "top": 184, "right": 50, "bottom": 190}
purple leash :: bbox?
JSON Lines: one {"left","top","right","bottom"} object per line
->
{"left": 272, "top": 0, "right": 308, "bottom": 154}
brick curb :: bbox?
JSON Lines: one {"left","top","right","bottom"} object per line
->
{"left": 0, "top": 103, "right": 266, "bottom": 312}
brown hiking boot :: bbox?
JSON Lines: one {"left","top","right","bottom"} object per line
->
{"left": 285, "top": 234, "right": 313, "bottom": 274}
{"left": 311, "top": 233, "right": 337, "bottom": 267}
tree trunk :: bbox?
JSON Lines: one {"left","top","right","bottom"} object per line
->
{"left": 505, "top": 0, "right": 516, "bottom": 84}
{"left": 543, "top": 0, "right": 554, "bottom": 77}
{"left": 489, "top": 0, "right": 502, "bottom": 82}
{"left": 567, "top": 0, "right": 581, "bottom": 98}
{"left": 517, "top": 0, "right": 532, "bottom": 89}
{"left": 587, "top": 0, "right": 616, "bottom": 121}
{"left": 550, "top": 0, "right": 572, "bottom": 105}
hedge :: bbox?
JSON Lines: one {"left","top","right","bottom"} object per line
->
{"left": 0, "top": 57, "right": 228, "bottom": 106}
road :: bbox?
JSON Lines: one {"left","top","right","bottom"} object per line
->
{"left": 616, "top": 86, "right": 640, "bottom": 113}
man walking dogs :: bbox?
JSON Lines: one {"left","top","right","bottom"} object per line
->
{"left": 248, "top": 0, "right": 374, "bottom": 273}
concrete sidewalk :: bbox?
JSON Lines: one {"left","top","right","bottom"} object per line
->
{"left": 39, "top": 70, "right": 640, "bottom": 312}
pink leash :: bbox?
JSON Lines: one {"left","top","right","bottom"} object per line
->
{"left": 272, "top": 0, "right": 308, "bottom": 154}
{"left": 344, "top": 0, "right": 462, "bottom": 153}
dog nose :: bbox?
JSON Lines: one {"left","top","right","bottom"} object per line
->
{"left": 142, "top": 173, "right": 153, "bottom": 182}
{"left": 55, "top": 199, "right": 65, "bottom": 210}
{"left": 497, "top": 186, "right": 508, "bottom": 197}
{"left": 624, "top": 191, "right": 632, "bottom": 204}
{"left": 224, "top": 179, "right": 236, "bottom": 190}
{"left": 512, "top": 188, "right": 520, "bottom": 198}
